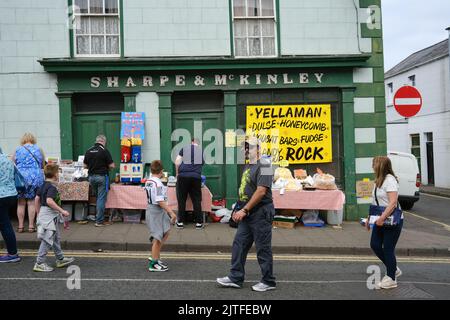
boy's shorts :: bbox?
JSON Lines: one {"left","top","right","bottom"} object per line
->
{"left": 146, "top": 205, "right": 171, "bottom": 242}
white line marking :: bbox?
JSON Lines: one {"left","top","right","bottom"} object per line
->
{"left": 14, "top": 251, "right": 450, "bottom": 263}
{"left": 404, "top": 211, "right": 450, "bottom": 231}
{"left": 394, "top": 98, "right": 421, "bottom": 105}
{"left": 0, "top": 278, "right": 449, "bottom": 286}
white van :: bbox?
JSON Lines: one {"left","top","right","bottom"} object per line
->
{"left": 387, "top": 151, "right": 421, "bottom": 210}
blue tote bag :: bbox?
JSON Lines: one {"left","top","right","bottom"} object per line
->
{"left": 369, "top": 187, "right": 402, "bottom": 227}
{"left": 14, "top": 165, "right": 27, "bottom": 193}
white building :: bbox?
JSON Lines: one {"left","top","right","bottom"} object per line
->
{"left": 385, "top": 35, "right": 450, "bottom": 188}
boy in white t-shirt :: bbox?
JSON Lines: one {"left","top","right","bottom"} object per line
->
{"left": 144, "top": 160, "right": 177, "bottom": 272}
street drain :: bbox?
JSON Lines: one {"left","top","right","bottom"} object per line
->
{"left": 378, "top": 283, "right": 434, "bottom": 299}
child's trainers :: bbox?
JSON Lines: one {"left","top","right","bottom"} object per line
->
{"left": 149, "top": 261, "right": 168, "bottom": 272}
{"left": 33, "top": 263, "right": 54, "bottom": 272}
{"left": 56, "top": 257, "right": 75, "bottom": 268}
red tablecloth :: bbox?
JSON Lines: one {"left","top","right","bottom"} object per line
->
{"left": 272, "top": 189, "right": 345, "bottom": 210}
{"left": 105, "top": 184, "right": 212, "bottom": 212}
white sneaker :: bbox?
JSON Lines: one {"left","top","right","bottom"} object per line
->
{"left": 379, "top": 276, "right": 397, "bottom": 289}
{"left": 216, "top": 276, "right": 241, "bottom": 288}
{"left": 396, "top": 267, "right": 402, "bottom": 278}
{"left": 252, "top": 282, "right": 276, "bottom": 292}
{"left": 56, "top": 257, "right": 75, "bottom": 268}
{"left": 33, "top": 263, "right": 54, "bottom": 272}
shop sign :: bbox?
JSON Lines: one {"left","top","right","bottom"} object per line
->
{"left": 246, "top": 105, "right": 332, "bottom": 164}
{"left": 121, "top": 112, "right": 145, "bottom": 139}
{"left": 90, "top": 72, "right": 325, "bottom": 89}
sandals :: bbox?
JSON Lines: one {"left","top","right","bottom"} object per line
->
{"left": 28, "top": 227, "right": 36, "bottom": 233}
{"left": 17, "top": 227, "right": 24, "bottom": 233}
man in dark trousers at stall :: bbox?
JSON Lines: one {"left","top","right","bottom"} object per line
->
{"left": 84, "top": 135, "right": 115, "bottom": 227}
{"left": 216, "top": 136, "right": 276, "bottom": 292}
{"left": 175, "top": 138, "right": 204, "bottom": 229}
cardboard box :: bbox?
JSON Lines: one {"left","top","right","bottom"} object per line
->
{"left": 276, "top": 209, "right": 303, "bottom": 218}
{"left": 273, "top": 220, "right": 296, "bottom": 229}
{"left": 120, "top": 163, "right": 143, "bottom": 183}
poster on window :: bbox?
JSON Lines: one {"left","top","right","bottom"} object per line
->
{"left": 120, "top": 112, "right": 145, "bottom": 139}
{"left": 246, "top": 105, "right": 332, "bottom": 164}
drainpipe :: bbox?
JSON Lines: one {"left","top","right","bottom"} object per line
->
{"left": 447, "top": 27, "right": 450, "bottom": 82}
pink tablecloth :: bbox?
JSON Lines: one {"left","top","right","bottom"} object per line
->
{"left": 105, "top": 184, "right": 212, "bottom": 212}
{"left": 272, "top": 189, "right": 345, "bottom": 210}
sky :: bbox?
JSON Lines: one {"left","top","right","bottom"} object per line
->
{"left": 381, "top": 0, "right": 450, "bottom": 72}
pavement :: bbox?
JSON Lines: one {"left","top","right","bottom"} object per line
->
{"left": 420, "top": 185, "right": 450, "bottom": 198}
{"left": 4, "top": 209, "right": 450, "bottom": 257}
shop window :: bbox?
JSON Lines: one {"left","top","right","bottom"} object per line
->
{"left": 172, "top": 91, "right": 224, "bottom": 113}
{"left": 237, "top": 89, "right": 344, "bottom": 187}
{"left": 410, "top": 133, "right": 421, "bottom": 173}
{"left": 232, "top": 0, "right": 277, "bottom": 57}
{"left": 73, "top": 92, "right": 124, "bottom": 114}
{"left": 73, "top": 0, "right": 120, "bottom": 57}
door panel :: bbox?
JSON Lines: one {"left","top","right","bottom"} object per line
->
{"left": 73, "top": 114, "right": 121, "bottom": 180}
{"left": 172, "top": 112, "right": 225, "bottom": 199}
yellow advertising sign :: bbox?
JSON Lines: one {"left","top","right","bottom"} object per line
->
{"left": 246, "top": 105, "right": 332, "bottom": 164}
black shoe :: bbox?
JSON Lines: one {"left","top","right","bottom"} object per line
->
{"left": 195, "top": 223, "right": 204, "bottom": 230}
{"left": 176, "top": 222, "right": 184, "bottom": 229}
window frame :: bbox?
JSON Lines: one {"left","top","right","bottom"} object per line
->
{"left": 71, "top": 0, "right": 121, "bottom": 58}
{"left": 386, "top": 82, "right": 394, "bottom": 107}
{"left": 231, "top": 0, "right": 278, "bottom": 58}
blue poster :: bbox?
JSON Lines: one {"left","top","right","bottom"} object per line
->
{"left": 121, "top": 112, "right": 145, "bottom": 139}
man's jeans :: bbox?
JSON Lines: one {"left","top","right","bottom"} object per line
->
{"left": 228, "top": 203, "right": 276, "bottom": 287}
{"left": 89, "top": 175, "right": 108, "bottom": 224}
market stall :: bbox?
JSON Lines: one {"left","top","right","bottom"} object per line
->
{"left": 105, "top": 184, "right": 213, "bottom": 212}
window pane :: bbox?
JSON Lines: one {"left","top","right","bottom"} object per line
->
{"left": 105, "top": 0, "right": 118, "bottom": 14}
{"left": 75, "top": 16, "right": 89, "bottom": 34}
{"left": 247, "top": 0, "right": 259, "bottom": 17}
{"left": 233, "top": 0, "right": 245, "bottom": 17}
{"left": 249, "top": 38, "right": 261, "bottom": 56}
{"left": 247, "top": 20, "right": 260, "bottom": 37}
{"left": 76, "top": 36, "right": 90, "bottom": 54}
{"left": 261, "top": 20, "right": 274, "bottom": 36}
{"left": 235, "top": 38, "right": 248, "bottom": 56}
{"left": 90, "top": 0, "right": 103, "bottom": 13}
{"left": 91, "top": 36, "right": 105, "bottom": 54}
{"left": 261, "top": 0, "right": 274, "bottom": 16}
{"left": 263, "top": 37, "right": 275, "bottom": 56}
{"left": 90, "top": 17, "right": 105, "bottom": 34}
{"left": 411, "top": 135, "right": 420, "bottom": 146}
{"left": 234, "top": 20, "right": 246, "bottom": 37}
{"left": 106, "top": 36, "right": 119, "bottom": 54}
{"left": 105, "top": 17, "right": 119, "bottom": 34}
{"left": 74, "top": 0, "right": 88, "bottom": 13}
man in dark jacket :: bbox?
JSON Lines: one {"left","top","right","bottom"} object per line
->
{"left": 175, "top": 138, "right": 204, "bottom": 229}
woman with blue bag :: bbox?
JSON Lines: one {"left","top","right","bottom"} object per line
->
{"left": 365, "top": 156, "right": 403, "bottom": 289}
{"left": 0, "top": 147, "right": 21, "bottom": 263}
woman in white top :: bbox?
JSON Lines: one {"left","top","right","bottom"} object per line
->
{"left": 366, "top": 156, "right": 403, "bottom": 289}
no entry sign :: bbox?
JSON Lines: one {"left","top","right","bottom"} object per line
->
{"left": 393, "top": 86, "right": 422, "bottom": 118}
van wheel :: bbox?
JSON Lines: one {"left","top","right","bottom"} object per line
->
{"left": 399, "top": 201, "right": 414, "bottom": 210}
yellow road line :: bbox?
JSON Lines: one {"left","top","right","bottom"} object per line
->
{"left": 404, "top": 211, "right": 450, "bottom": 231}
{"left": 16, "top": 251, "right": 450, "bottom": 264}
